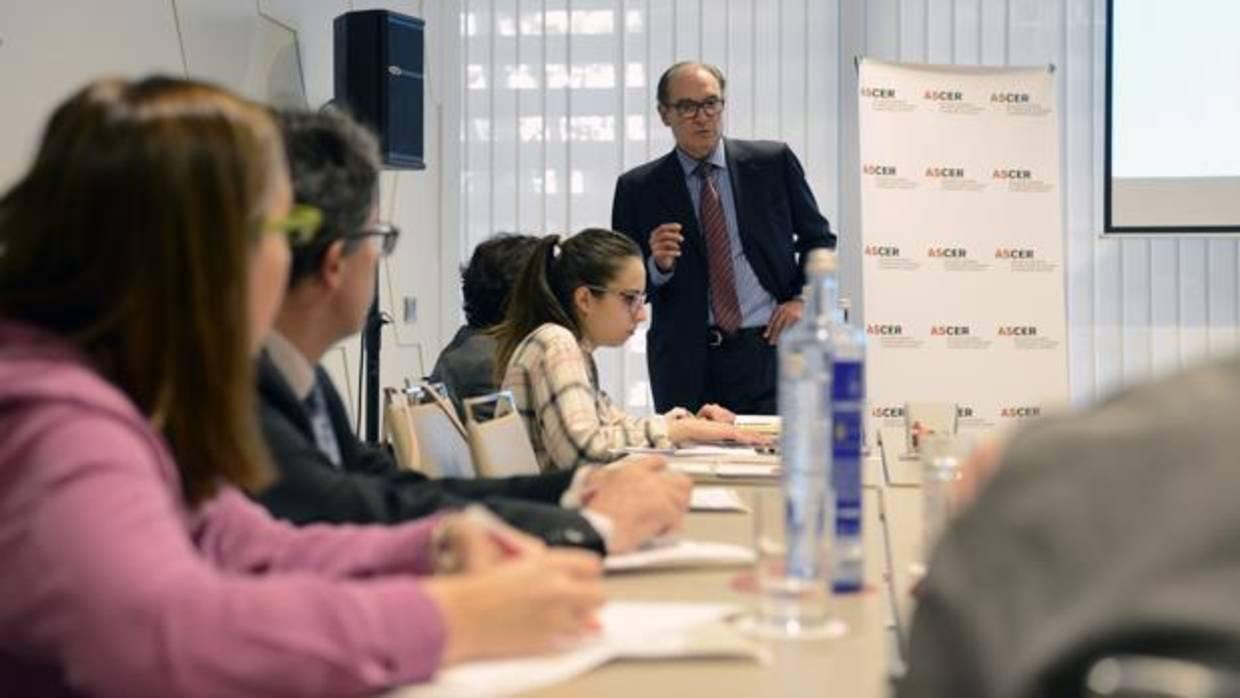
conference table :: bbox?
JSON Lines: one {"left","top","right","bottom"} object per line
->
{"left": 521, "top": 461, "right": 918, "bottom": 698}
{"left": 876, "top": 486, "right": 924, "bottom": 654}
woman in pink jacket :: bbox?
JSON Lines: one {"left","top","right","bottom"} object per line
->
{"left": 0, "top": 76, "right": 603, "bottom": 698}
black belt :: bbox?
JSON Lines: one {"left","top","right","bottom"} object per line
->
{"left": 707, "top": 326, "right": 767, "bottom": 348}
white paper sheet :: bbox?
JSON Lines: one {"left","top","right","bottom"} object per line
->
{"left": 714, "top": 463, "right": 781, "bottom": 479}
{"left": 603, "top": 539, "right": 755, "bottom": 572}
{"left": 612, "top": 446, "right": 677, "bottom": 456}
{"left": 674, "top": 445, "right": 759, "bottom": 457}
{"left": 735, "top": 415, "right": 780, "bottom": 426}
{"left": 387, "top": 602, "right": 751, "bottom": 698}
{"left": 689, "top": 486, "right": 749, "bottom": 512}
{"left": 668, "top": 460, "right": 715, "bottom": 476}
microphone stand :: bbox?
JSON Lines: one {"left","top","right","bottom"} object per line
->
{"left": 361, "top": 273, "right": 385, "bottom": 444}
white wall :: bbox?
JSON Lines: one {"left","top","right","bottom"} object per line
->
{"left": 4, "top": 0, "right": 1237, "bottom": 416}
{"left": 0, "top": 0, "right": 452, "bottom": 421}
{"left": 451, "top": 0, "right": 1240, "bottom": 410}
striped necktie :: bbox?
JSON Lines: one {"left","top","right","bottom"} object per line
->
{"left": 696, "top": 161, "right": 743, "bottom": 333}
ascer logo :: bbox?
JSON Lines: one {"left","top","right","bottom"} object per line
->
{"left": 927, "top": 247, "right": 967, "bottom": 258}
{"left": 871, "top": 406, "right": 905, "bottom": 418}
{"left": 997, "top": 326, "right": 1038, "bottom": 337}
{"left": 861, "top": 86, "right": 896, "bottom": 99}
{"left": 923, "top": 89, "right": 963, "bottom": 101}
{"left": 1000, "top": 406, "right": 1041, "bottom": 418}
{"left": 991, "top": 92, "right": 1030, "bottom": 104}
{"left": 925, "top": 167, "right": 965, "bottom": 178}
{"left": 865, "top": 244, "right": 900, "bottom": 257}
{"left": 992, "top": 169, "right": 1032, "bottom": 180}
{"left": 867, "top": 324, "right": 903, "bottom": 336}
{"left": 863, "top": 163, "right": 897, "bottom": 176}
{"left": 995, "top": 248, "right": 1035, "bottom": 259}
{"left": 930, "top": 325, "right": 970, "bottom": 336}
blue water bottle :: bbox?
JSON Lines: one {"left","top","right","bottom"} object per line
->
{"left": 831, "top": 294, "right": 866, "bottom": 592}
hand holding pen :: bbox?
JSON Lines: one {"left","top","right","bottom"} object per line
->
{"left": 432, "top": 505, "right": 546, "bottom": 574}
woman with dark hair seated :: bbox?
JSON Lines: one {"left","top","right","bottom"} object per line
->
{"left": 494, "top": 229, "right": 768, "bottom": 472}
{"left": 0, "top": 76, "right": 602, "bottom": 697}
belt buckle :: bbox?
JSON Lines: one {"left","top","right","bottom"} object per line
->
{"left": 707, "top": 328, "right": 724, "bottom": 348}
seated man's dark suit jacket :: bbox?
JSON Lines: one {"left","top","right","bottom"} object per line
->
{"left": 611, "top": 138, "right": 836, "bottom": 413}
{"left": 253, "top": 354, "right": 604, "bottom": 553}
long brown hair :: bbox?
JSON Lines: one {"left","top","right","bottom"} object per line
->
{"left": 493, "top": 228, "right": 641, "bottom": 377}
{"left": 0, "top": 77, "right": 283, "bottom": 505}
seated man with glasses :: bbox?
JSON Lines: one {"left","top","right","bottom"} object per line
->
{"left": 611, "top": 61, "right": 836, "bottom": 415}
{"left": 253, "top": 109, "right": 693, "bottom": 555}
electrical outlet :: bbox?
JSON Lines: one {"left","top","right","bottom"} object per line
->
{"left": 403, "top": 296, "right": 418, "bottom": 324}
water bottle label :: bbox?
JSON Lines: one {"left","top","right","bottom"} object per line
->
{"left": 836, "top": 516, "right": 862, "bottom": 536}
{"left": 832, "top": 410, "right": 863, "bottom": 498}
{"left": 833, "top": 410, "right": 863, "bottom": 457}
{"left": 831, "top": 360, "right": 865, "bottom": 592}
{"left": 832, "top": 360, "right": 864, "bottom": 401}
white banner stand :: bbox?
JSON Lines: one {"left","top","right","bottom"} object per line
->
{"left": 857, "top": 59, "right": 1069, "bottom": 444}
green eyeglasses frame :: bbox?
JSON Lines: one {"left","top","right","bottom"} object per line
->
{"left": 262, "top": 204, "right": 323, "bottom": 246}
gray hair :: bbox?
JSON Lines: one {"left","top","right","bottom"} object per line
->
{"left": 656, "top": 62, "right": 727, "bottom": 106}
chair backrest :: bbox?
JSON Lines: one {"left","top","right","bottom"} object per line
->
{"left": 404, "top": 381, "right": 475, "bottom": 479}
{"left": 383, "top": 387, "right": 422, "bottom": 473}
{"left": 1084, "top": 655, "right": 1240, "bottom": 698}
{"left": 462, "top": 390, "right": 541, "bottom": 477}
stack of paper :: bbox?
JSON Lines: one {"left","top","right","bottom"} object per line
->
{"left": 689, "top": 486, "right": 748, "bottom": 512}
{"left": 735, "top": 415, "right": 781, "bottom": 436}
{"left": 389, "top": 602, "right": 759, "bottom": 698}
{"left": 668, "top": 459, "right": 781, "bottom": 479}
{"left": 668, "top": 460, "right": 715, "bottom": 476}
{"left": 603, "top": 538, "right": 755, "bottom": 572}
{"left": 713, "top": 463, "right": 780, "bottom": 479}
{"left": 674, "top": 445, "right": 760, "bottom": 458}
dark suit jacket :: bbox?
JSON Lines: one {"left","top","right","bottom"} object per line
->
{"left": 611, "top": 138, "right": 835, "bottom": 412}
{"left": 429, "top": 324, "right": 498, "bottom": 419}
{"left": 253, "top": 354, "right": 604, "bottom": 553}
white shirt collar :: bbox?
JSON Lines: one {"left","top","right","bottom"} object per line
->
{"left": 265, "top": 331, "right": 317, "bottom": 402}
{"left": 676, "top": 138, "right": 727, "bottom": 177}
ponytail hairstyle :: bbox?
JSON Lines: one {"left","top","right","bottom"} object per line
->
{"left": 493, "top": 227, "right": 641, "bottom": 376}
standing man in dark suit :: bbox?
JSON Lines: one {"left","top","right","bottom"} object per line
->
{"left": 612, "top": 62, "right": 835, "bottom": 415}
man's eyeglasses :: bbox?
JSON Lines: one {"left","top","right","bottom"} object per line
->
{"left": 262, "top": 204, "right": 322, "bottom": 246}
{"left": 345, "top": 222, "right": 401, "bottom": 257}
{"left": 666, "top": 97, "right": 725, "bottom": 119}
{"left": 587, "top": 285, "right": 647, "bottom": 314}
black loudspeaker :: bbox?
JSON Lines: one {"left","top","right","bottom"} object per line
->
{"left": 334, "top": 10, "right": 425, "bottom": 170}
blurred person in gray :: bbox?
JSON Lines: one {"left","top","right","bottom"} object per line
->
{"left": 898, "top": 355, "right": 1240, "bottom": 697}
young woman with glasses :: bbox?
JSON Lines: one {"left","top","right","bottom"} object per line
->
{"left": 494, "top": 228, "right": 767, "bottom": 472}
